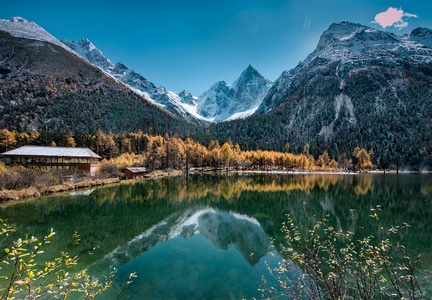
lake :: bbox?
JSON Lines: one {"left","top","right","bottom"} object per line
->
{"left": 1, "top": 173, "right": 431, "bottom": 299}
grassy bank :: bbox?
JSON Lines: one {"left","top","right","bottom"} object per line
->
{"left": 0, "top": 178, "right": 120, "bottom": 202}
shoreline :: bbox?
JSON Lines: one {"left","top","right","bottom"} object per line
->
{"left": 0, "top": 170, "right": 184, "bottom": 202}
{"left": 1, "top": 169, "right": 429, "bottom": 203}
{"left": 0, "top": 178, "right": 121, "bottom": 202}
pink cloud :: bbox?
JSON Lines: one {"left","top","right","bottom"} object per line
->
{"left": 374, "top": 7, "right": 418, "bottom": 29}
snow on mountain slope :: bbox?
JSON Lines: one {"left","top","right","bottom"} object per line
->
{"left": 62, "top": 38, "right": 115, "bottom": 72}
{"left": 310, "top": 22, "right": 432, "bottom": 64}
{"left": 61, "top": 38, "right": 207, "bottom": 122}
{"left": 0, "top": 17, "right": 68, "bottom": 50}
{"left": 62, "top": 37, "right": 272, "bottom": 122}
{"left": 409, "top": 27, "right": 432, "bottom": 48}
{"left": 197, "top": 65, "right": 272, "bottom": 121}
{"left": 257, "top": 21, "right": 432, "bottom": 115}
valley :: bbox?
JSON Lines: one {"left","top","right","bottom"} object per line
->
{"left": 1, "top": 18, "right": 432, "bottom": 171}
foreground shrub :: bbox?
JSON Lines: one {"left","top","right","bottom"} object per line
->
{"left": 97, "top": 163, "right": 124, "bottom": 179}
{"left": 0, "top": 167, "right": 59, "bottom": 190}
{"left": 0, "top": 219, "right": 135, "bottom": 299}
{"left": 265, "top": 206, "right": 427, "bottom": 299}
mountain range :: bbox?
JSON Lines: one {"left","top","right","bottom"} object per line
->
{"left": 61, "top": 38, "right": 272, "bottom": 122}
{"left": 211, "top": 21, "right": 432, "bottom": 167}
{"left": 1, "top": 17, "right": 432, "bottom": 168}
{"left": 0, "top": 17, "right": 198, "bottom": 135}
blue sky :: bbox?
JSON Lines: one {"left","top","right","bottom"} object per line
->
{"left": 2, "top": 0, "right": 431, "bottom": 95}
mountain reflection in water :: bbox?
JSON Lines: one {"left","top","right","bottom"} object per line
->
{"left": 91, "top": 208, "right": 292, "bottom": 299}
{"left": 90, "top": 209, "right": 270, "bottom": 268}
{"left": 0, "top": 173, "right": 431, "bottom": 298}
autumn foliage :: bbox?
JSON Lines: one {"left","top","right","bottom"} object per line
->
{"left": 0, "top": 128, "right": 376, "bottom": 175}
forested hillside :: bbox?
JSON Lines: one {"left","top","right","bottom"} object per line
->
{"left": 1, "top": 21, "right": 432, "bottom": 171}
{"left": 0, "top": 129, "right": 372, "bottom": 173}
{"left": 0, "top": 31, "right": 197, "bottom": 135}
{"left": 207, "top": 65, "right": 432, "bottom": 169}
{"left": 207, "top": 23, "right": 432, "bottom": 170}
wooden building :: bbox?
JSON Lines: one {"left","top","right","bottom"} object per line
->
{"left": 122, "top": 167, "right": 148, "bottom": 179}
{"left": 1, "top": 146, "right": 101, "bottom": 175}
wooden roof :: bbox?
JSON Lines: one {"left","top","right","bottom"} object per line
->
{"left": 1, "top": 146, "right": 101, "bottom": 159}
{"left": 122, "top": 167, "right": 148, "bottom": 173}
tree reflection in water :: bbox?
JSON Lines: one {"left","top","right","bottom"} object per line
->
{"left": 0, "top": 173, "right": 431, "bottom": 298}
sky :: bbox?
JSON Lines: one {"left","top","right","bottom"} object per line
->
{"left": 2, "top": 0, "right": 432, "bottom": 95}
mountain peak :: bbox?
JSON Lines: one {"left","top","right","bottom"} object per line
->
{"left": 197, "top": 65, "right": 272, "bottom": 121}
{"left": 178, "top": 90, "right": 198, "bottom": 106}
{"left": 78, "top": 38, "right": 96, "bottom": 50}
{"left": 61, "top": 38, "right": 114, "bottom": 71}
{"left": 317, "top": 22, "right": 367, "bottom": 48}
{"left": 62, "top": 38, "right": 96, "bottom": 52}
{"left": 0, "top": 16, "right": 66, "bottom": 49}
{"left": 410, "top": 27, "right": 432, "bottom": 48}
{"left": 313, "top": 21, "right": 402, "bottom": 57}
{"left": 245, "top": 64, "right": 256, "bottom": 72}
{"left": 9, "top": 16, "right": 30, "bottom": 23}
{"left": 233, "top": 64, "right": 265, "bottom": 88}
{"left": 327, "top": 21, "right": 364, "bottom": 35}
{"left": 240, "top": 64, "right": 260, "bottom": 76}
{"left": 411, "top": 27, "right": 432, "bottom": 37}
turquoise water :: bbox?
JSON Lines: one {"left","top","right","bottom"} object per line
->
{"left": 1, "top": 173, "right": 431, "bottom": 299}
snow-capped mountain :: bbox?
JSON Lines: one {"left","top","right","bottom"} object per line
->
{"left": 61, "top": 38, "right": 203, "bottom": 122}
{"left": 0, "top": 17, "right": 193, "bottom": 134}
{"left": 213, "top": 21, "right": 432, "bottom": 167}
{"left": 1, "top": 16, "right": 272, "bottom": 124}
{"left": 197, "top": 65, "right": 272, "bottom": 121}
{"left": 62, "top": 38, "right": 115, "bottom": 72}
{"left": 0, "top": 17, "right": 69, "bottom": 51}
{"left": 63, "top": 38, "right": 272, "bottom": 122}
{"left": 257, "top": 22, "right": 432, "bottom": 115}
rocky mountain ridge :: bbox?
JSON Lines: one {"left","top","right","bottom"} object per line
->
{"left": 257, "top": 22, "right": 432, "bottom": 115}
{"left": 1, "top": 17, "right": 432, "bottom": 169}
{"left": 210, "top": 22, "right": 432, "bottom": 169}
{"left": 196, "top": 65, "right": 272, "bottom": 121}
{"left": 0, "top": 17, "right": 196, "bottom": 135}
{"left": 61, "top": 37, "right": 272, "bottom": 122}
{"left": 61, "top": 38, "right": 199, "bottom": 121}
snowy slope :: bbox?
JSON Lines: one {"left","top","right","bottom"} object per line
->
{"left": 62, "top": 38, "right": 273, "bottom": 122}
{"left": 0, "top": 17, "right": 68, "bottom": 50}
{"left": 197, "top": 65, "right": 272, "bottom": 121}
{"left": 61, "top": 39, "right": 208, "bottom": 122}
{"left": 257, "top": 21, "right": 432, "bottom": 115}
{"left": 62, "top": 38, "right": 115, "bottom": 72}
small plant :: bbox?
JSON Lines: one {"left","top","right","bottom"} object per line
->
{"left": 0, "top": 219, "right": 134, "bottom": 299}
{"left": 97, "top": 162, "right": 124, "bottom": 179}
{"left": 264, "top": 206, "right": 427, "bottom": 299}
{"left": 0, "top": 167, "right": 59, "bottom": 190}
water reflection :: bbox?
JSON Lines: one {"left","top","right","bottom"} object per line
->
{"left": 0, "top": 173, "right": 431, "bottom": 298}
{"left": 86, "top": 173, "right": 431, "bottom": 206}
{"left": 91, "top": 208, "right": 288, "bottom": 299}
{"left": 89, "top": 173, "right": 378, "bottom": 204}
{"left": 90, "top": 208, "right": 271, "bottom": 269}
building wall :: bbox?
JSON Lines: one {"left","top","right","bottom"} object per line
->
{"left": 2, "top": 156, "right": 100, "bottom": 175}
{"left": 122, "top": 169, "right": 147, "bottom": 179}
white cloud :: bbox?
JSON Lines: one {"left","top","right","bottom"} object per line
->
{"left": 374, "top": 7, "right": 418, "bottom": 30}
